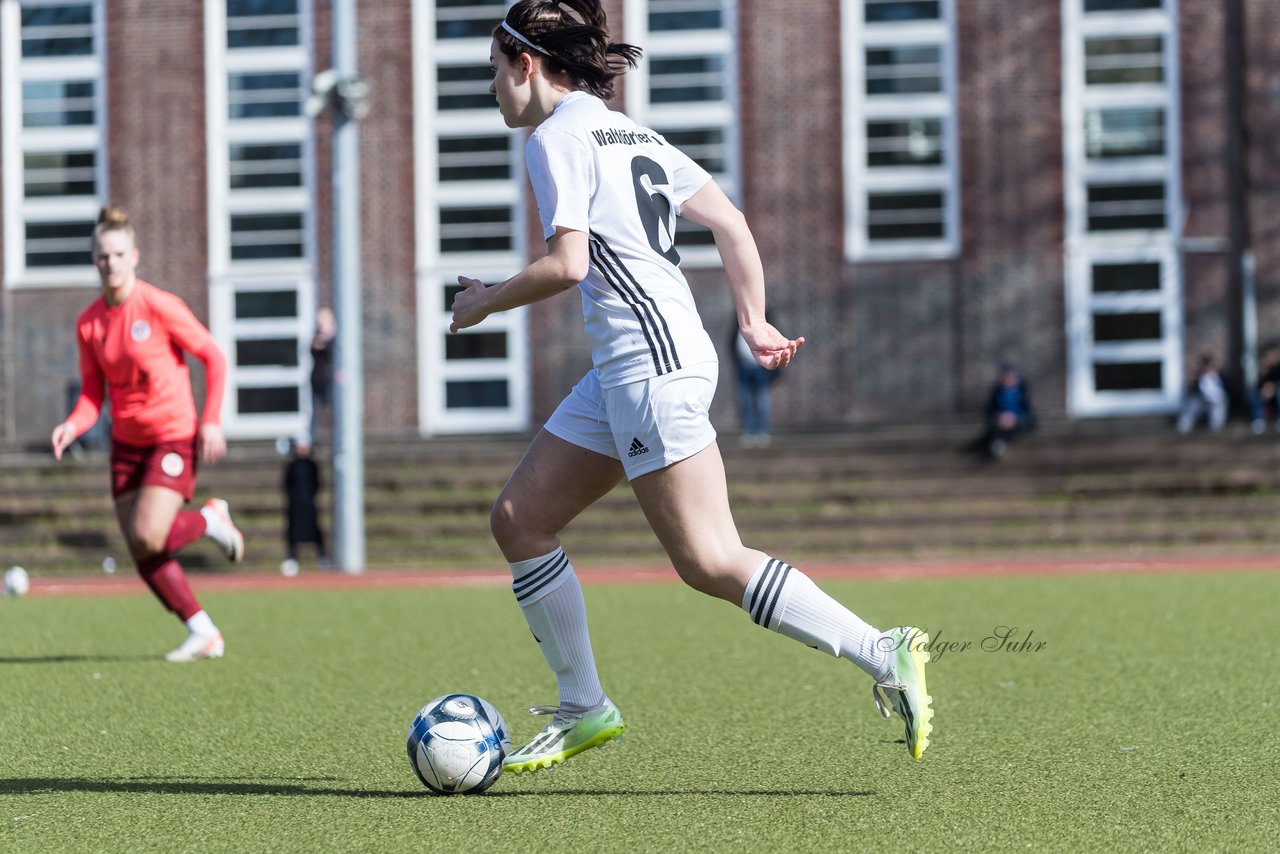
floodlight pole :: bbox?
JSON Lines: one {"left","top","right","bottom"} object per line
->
{"left": 331, "top": 0, "right": 365, "bottom": 573}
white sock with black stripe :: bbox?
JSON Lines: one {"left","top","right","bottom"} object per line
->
{"left": 742, "top": 556, "right": 888, "bottom": 679}
{"left": 509, "top": 547, "right": 605, "bottom": 714}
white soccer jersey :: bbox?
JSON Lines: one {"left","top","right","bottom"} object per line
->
{"left": 526, "top": 91, "right": 719, "bottom": 388}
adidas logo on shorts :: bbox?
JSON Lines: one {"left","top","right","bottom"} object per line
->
{"left": 627, "top": 437, "right": 650, "bottom": 458}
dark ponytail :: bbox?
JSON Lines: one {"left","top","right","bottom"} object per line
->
{"left": 495, "top": 0, "right": 641, "bottom": 101}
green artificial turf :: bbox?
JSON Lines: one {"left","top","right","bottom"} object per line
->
{"left": 1, "top": 570, "right": 1277, "bottom": 852}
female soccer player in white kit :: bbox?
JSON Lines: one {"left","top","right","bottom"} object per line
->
{"left": 451, "top": 0, "right": 934, "bottom": 772}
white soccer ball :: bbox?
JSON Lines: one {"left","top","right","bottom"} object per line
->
{"left": 5, "top": 566, "right": 30, "bottom": 597}
{"left": 406, "top": 693, "right": 509, "bottom": 795}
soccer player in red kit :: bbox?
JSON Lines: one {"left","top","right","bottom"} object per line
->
{"left": 51, "top": 204, "right": 245, "bottom": 662}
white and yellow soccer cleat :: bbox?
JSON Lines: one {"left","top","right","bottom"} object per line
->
{"left": 873, "top": 626, "right": 934, "bottom": 760}
{"left": 502, "top": 699, "right": 625, "bottom": 774}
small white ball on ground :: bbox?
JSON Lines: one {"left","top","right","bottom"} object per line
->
{"left": 5, "top": 566, "right": 30, "bottom": 597}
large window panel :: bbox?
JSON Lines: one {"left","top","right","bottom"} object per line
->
{"left": 867, "top": 191, "right": 946, "bottom": 241}
{"left": 24, "top": 149, "right": 96, "bottom": 197}
{"left": 229, "top": 141, "right": 303, "bottom": 189}
{"left": 650, "top": 0, "right": 721, "bottom": 31}
{"left": 865, "top": 0, "right": 941, "bottom": 23}
{"left": 435, "top": 0, "right": 506, "bottom": 40}
{"left": 230, "top": 212, "right": 305, "bottom": 260}
{"left": 21, "top": 79, "right": 95, "bottom": 126}
{"left": 624, "top": 0, "right": 739, "bottom": 267}
{"left": 438, "top": 134, "right": 513, "bottom": 182}
{"left": 1090, "top": 262, "right": 1161, "bottom": 293}
{"left": 1063, "top": 0, "right": 1181, "bottom": 417}
{"left": 228, "top": 71, "right": 302, "bottom": 119}
{"left": 842, "top": 0, "right": 957, "bottom": 260}
{"left": 439, "top": 206, "right": 513, "bottom": 255}
{"left": 1085, "top": 0, "right": 1162, "bottom": 13}
{"left": 226, "top": 0, "right": 300, "bottom": 50}
{"left": 413, "top": 0, "right": 529, "bottom": 435}
{"left": 866, "top": 118, "right": 944, "bottom": 167}
{"left": 1085, "top": 182, "right": 1166, "bottom": 231}
{"left": 648, "top": 55, "right": 726, "bottom": 104}
{"left": 1093, "top": 361, "right": 1163, "bottom": 391}
{"left": 24, "top": 218, "right": 94, "bottom": 268}
{"left": 2, "top": 0, "right": 105, "bottom": 287}
{"left": 1084, "top": 106, "right": 1164, "bottom": 159}
{"left": 436, "top": 63, "right": 496, "bottom": 111}
{"left": 1084, "top": 35, "right": 1164, "bottom": 85}
{"left": 865, "top": 45, "right": 943, "bottom": 95}
{"left": 206, "top": 0, "right": 315, "bottom": 437}
{"left": 20, "top": 3, "right": 93, "bottom": 56}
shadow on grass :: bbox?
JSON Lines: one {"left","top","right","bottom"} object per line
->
{"left": 0, "top": 777, "right": 419, "bottom": 799}
{"left": 0, "top": 654, "right": 157, "bottom": 664}
{"left": 0, "top": 777, "right": 875, "bottom": 799}
{"left": 484, "top": 789, "right": 877, "bottom": 798}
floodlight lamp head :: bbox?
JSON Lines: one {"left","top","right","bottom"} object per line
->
{"left": 336, "top": 78, "right": 371, "bottom": 120}
{"left": 306, "top": 69, "right": 340, "bottom": 118}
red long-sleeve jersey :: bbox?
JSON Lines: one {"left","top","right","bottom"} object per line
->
{"left": 66, "top": 280, "right": 227, "bottom": 446}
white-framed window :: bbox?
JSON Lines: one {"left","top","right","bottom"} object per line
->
{"left": 1066, "top": 245, "right": 1182, "bottom": 415}
{"left": 208, "top": 274, "right": 314, "bottom": 437}
{"left": 1, "top": 0, "right": 106, "bottom": 289}
{"left": 841, "top": 0, "right": 959, "bottom": 261}
{"left": 205, "top": 0, "right": 315, "bottom": 439}
{"left": 412, "top": 0, "right": 530, "bottom": 435}
{"left": 1063, "top": 0, "right": 1182, "bottom": 416}
{"left": 625, "top": 0, "right": 740, "bottom": 267}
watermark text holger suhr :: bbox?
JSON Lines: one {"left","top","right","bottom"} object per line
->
{"left": 881, "top": 626, "right": 1047, "bottom": 660}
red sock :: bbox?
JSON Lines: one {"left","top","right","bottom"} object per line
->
{"left": 164, "top": 510, "right": 208, "bottom": 554}
{"left": 136, "top": 554, "right": 201, "bottom": 621}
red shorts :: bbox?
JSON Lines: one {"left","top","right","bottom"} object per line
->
{"left": 110, "top": 437, "right": 199, "bottom": 501}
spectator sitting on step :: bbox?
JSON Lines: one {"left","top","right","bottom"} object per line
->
{"left": 1177, "top": 352, "right": 1229, "bottom": 434}
{"left": 1251, "top": 345, "right": 1280, "bottom": 434}
{"left": 981, "top": 362, "right": 1036, "bottom": 459}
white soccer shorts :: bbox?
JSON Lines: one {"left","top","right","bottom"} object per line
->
{"left": 544, "top": 362, "right": 719, "bottom": 480}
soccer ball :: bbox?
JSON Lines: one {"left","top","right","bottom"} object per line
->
{"left": 5, "top": 566, "right": 30, "bottom": 597}
{"left": 406, "top": 693, "right": 509, "bottom": 795}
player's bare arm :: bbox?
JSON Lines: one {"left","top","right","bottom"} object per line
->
{"left": 451, "top": 228, "right": 588, "bottom": 333}
{"left": 680, "top": 181, "right": 804, "bottom": 370}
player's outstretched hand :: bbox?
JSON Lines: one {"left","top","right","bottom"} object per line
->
{"left": 198, "top": 422, "right": 227, "bottom": 466}
{"left": 50, "top": 422, "right": 78, "bottom": 461}
{"left": 742, "top": 321, "right": 805, "bottom": 371}
{"left": 450, "top": 276, "right": 489, "bottom": 333}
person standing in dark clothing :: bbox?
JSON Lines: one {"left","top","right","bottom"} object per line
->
{"left": 309, "top": 307, "right": 336, "bottom": 442}
{"left": 730, "top": 312, "right": 782, "bottom": 448}
{"left": 281, "top": 438, "right": 328, "bottom": 575}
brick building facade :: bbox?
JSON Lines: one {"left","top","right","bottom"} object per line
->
{"left": 2, "top": 0, "right": 1278, "bottom": 445}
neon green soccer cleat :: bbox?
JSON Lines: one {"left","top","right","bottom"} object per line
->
{"left": 872, "top": 626, "right": 934, "bottom": 760}
{"left": 502, "top": 700, "right": 625, "bottom": 774}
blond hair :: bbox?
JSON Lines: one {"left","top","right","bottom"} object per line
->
{"left": 94, "top": 203, "right": 136, "bottom": 243}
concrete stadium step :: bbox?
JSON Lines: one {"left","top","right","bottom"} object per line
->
{"left": 4, "top": 427, "right": 1280, "bottom": 573}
